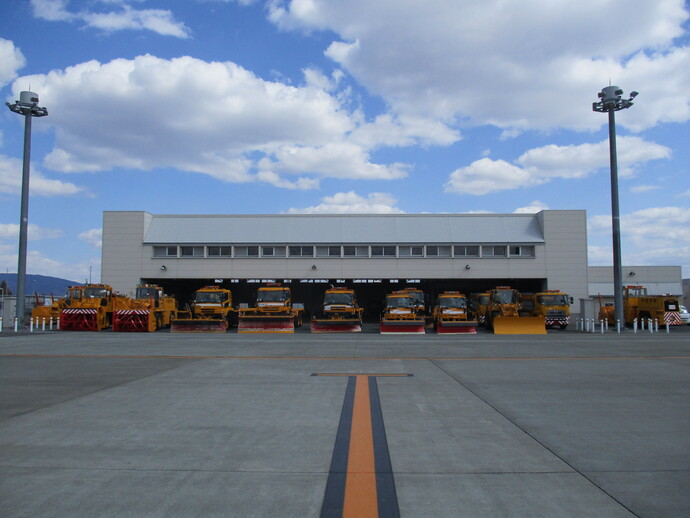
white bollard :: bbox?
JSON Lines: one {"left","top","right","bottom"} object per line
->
{"left": 0, "top": 316, "right": 2, "bottom": 331}
{"left": 654, "top": 319, "right": 659, "bottom": 333}
{"left": 600, "top": 320, "right": 604, "bottom": 334}
{"left": 633, "top": 319, "right": 637, "bottom": 333}
{"left": 14, "top": 318, "right": 18, "bottom": 332}
{"left": 57, "top": 317, "right": 60, "bottom": 330}
{"left": 616, "top": 319, "right": 621, "bottom": 334}
{"left": 591, "top": 319, "right": 596, "bottom": 333}
{"left": 49, "top": 317, "right": 53, "bottom": 330}
{"left": 648, "top": 319, "right": 653, "bottom": 334}
{"left": 42, "top": 317, "right": 46, "bottom": 331}
{"left": 30, "top": 318, "right": 34, "bottom": 332}
{"left": 666, "top": 321, "right": 670, "bottom": 334}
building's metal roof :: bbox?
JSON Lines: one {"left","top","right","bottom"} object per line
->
{"left": 143, "top": 214, "right": 545, "bottom": 244}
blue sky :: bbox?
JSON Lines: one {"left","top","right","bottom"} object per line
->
{"left": 1, "top": 0, "right": 689, "bottom": 283}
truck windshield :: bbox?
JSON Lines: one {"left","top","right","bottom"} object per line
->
{"left": 439, "top": 297, "right": 466, "bottom": 308}
{"left": 537, "top": 294, "right": 568, "bottom": 306}
{"left": 493, "top": 290, "right": 518, "bottom": 304}
{"left": 66, "top": 288, "right": 82, "bottom": 300}
{"left": 136, "top": 288, "right": 159, "bottom": 300}
{"left": 387, "top": 296, "right": 413, "bottom": 309}
{"left": 84, "top": 288, "right": 109, "bottom": 298}
{"left": 324, "top": 293, "right": 353, "bottom": 305}
{"left": 405, "top": 291, "right": 424, "bottom": 305}
{"left": 257, "top": 289, "right": 289, "bottom": 303}
{"left": 195, "top": 291, "right": 225, "bottom": 303}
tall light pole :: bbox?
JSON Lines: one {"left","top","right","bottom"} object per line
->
{"left": 593, "top": 86, "right": 637, "bottom": 329}
{"left": 6, "top": 91, "right": 48, "bottom": 328}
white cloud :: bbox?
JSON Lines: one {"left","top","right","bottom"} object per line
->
{"left": 445, "top": 158, "right": 533, "bottom": 196}
{"left": 30, "top": 0, "right": 191, "bottom": 38}
{"left": 630, "top": 185, "right": 661, "bottom": 194}
{"left": 514, "top": 201, "right": 549, "bottom": 214}
{"left": 0, "top": 155, "right": 87, "bottom": 196}
{"left": 258, "top": 142, "right": 410, "bottom": 183}
{"left": 349, "top": 114, "right": 460, "bottom": 149}
{"left": 589, "top": 207, "right": 690, "bottom": 270}
{"left": 0, "top": 39, "right": 26, "bottom": 88}
{"left": 0, "top": 223, "right": 63, "bottom": 240}
{"left": 78, "top": 228, "right": 102, "bottom": 248}
{"left": 0, "top": 246, "right": 96, "bottom": 283}
{"left": 587, "top": 244, "right": 613, "bottom": 266}
{"left": 445, "top": 137, "right": 671, "bottom": 195}
{"left": 15, "top": 54, "right": 423, "bottom": 188}
{"left": 268, "top": 0, "right": 690, "bottom": 132}
{"left": 287, "top": 191, "right": 404, "bottom": 214}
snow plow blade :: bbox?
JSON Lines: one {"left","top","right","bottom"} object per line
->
{"left": 436, "top": 320, "right": 478, "bottom": 334}
{"left": 112, "top": 310, "right": 156, "bottom": 332}
{"left": 60, "top": 308, "right": 101, "bottom": 331}
{"left": 380, "top": 318, "right": 426, "bottom": 334}
{"left": 493, "top": 316, "right": 546, "bottom": 335}
{"left": 170, "top": 319, "right": 228, "bottom": 333}
{"left": 310, "top": 318, "right": 361, "bottom": 333}
{"left": 238, "top": 315, "right": 295, "bottom": 334}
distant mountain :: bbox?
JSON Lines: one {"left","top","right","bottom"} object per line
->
{"left": 0, "top": 274, "right": 83, "bottom": 297}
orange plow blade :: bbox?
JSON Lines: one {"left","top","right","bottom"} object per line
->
{"left": 310, "top": 318, "right": 361, "bottom": 333}
{"left": 238, "top": 315, "right": 294, "bottom": 334}
{"left": 493, "top": 316, "right": 546, "bottom": 335}
{"left": 380, "top": 318, "right": 426, "bottom": 334}
{"left": 170, "top": 319, "right": 228, "bottom": 333}
{"left": 436, "top": 320, "right": 478, "bottom": 334}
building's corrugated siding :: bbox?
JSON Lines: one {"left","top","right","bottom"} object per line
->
{"left": 142, "top": 214, "right": 545, "bottom": 244}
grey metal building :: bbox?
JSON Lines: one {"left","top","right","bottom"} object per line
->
{"left": 101, "top": 210, "right": 588, "bottom": 318}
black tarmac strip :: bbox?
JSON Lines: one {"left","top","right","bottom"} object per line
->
{"left": 1, "top": 325, "right": 689, "bottom": 517}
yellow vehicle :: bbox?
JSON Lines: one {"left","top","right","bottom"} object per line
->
{"left": 471, "top": 292, "right": 490, "bottom": 327}
{"left": 521, "top": 290, "right": 572, "bottom": 329}
{"left": 171, "top": 286, "right": 234, "bottom": 333}
{"left": 31, "top": 285, "right": 83, "bottom": 324}
{"left": 380, "top": 291, "right": 425, "bottom": 334}
{"left": 113, "top": 284, "right": 179, "bottom": 332}
{"left": 400, "top": 287, "right": 433, "bottom": 327}
{"left": 598, "top": 285, "right": 682, "bottom": 327}
{"left": 485, "top": 286, "right": 546, "bottom": 335}
{"left": 238, "top": 284, "right": 304, "bottom": 333}
{"left": 310, "top": 286, "right": 363, "bottom": 333}
{"left": 432, "top": 291, "right": 477, "bottom": 334}
{"left": 60, "top": 284, "right": 127, "bottom": 331}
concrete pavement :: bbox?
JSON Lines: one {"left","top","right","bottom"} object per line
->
{"left": 1, "top": 327, "right": 689, "bottom": 517}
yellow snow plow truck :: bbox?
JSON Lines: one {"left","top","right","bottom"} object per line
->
{"left": 432, "top": 291, "right": 477, "bottom": 334}
{"left": 485, "top": 286, "right": 546, "bottom": 335}
{"left": 310, "top": 286, "right": 363, "bottom": 333}
{"left": 380, "top": 291, "right": 425, "bottom": 334}
{"left": 31, "top": 285, "right": 83, "bottom": 325}
{"left": 598, "top": 285, "right": 682, "bottom": 328}
{"left": 237, "top": 284, "right": 304, "bottom": 333}
{"left": 60, "top": 284, "right": 128, "bottom": 331}
{"left": 521, "top": 290, "right": 572, "bottom": 329}
{"left": 113, "top": 284, "right": 179, "bottom": 332}
{"left": 171, "top": 286, "right": 234, "bottom": 333}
